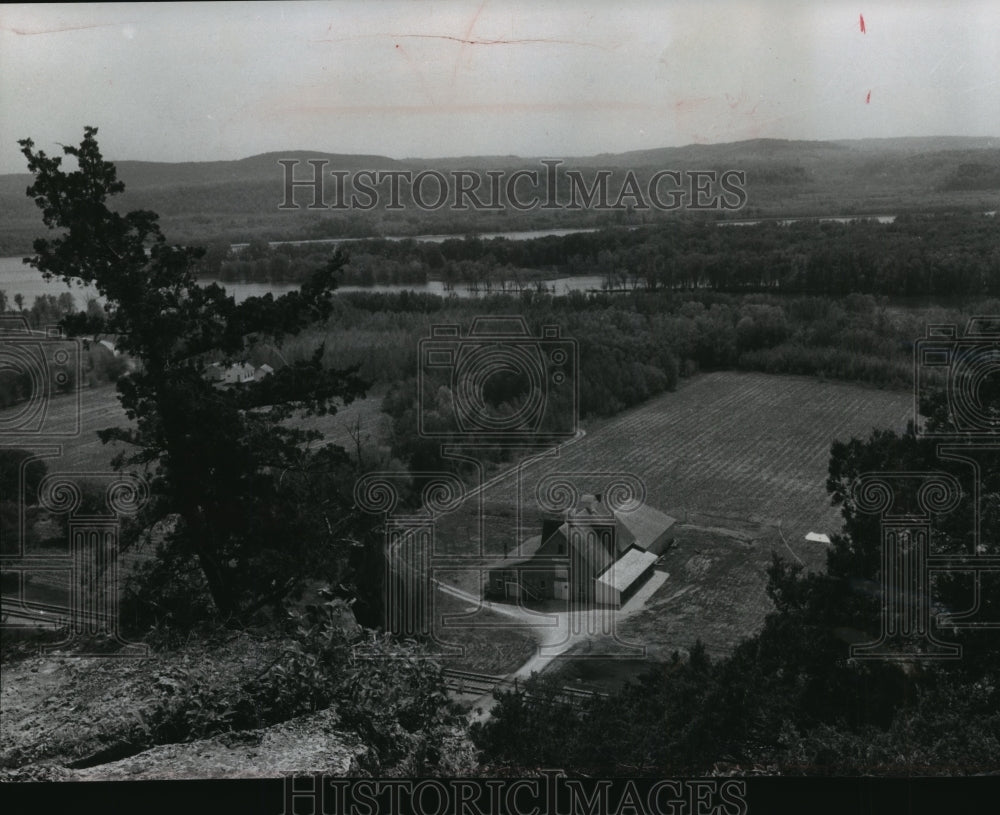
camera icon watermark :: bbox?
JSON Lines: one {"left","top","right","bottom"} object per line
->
{"left": 1, "top": 468, "right": 149, "bottom": 656}
{"left": 418, "top": 316, "right": 577, "bottom": 446}
{"left": 353, "top": 470, "right": 468, "bottom": 658}
{"left": 0, "top": 317, "right": 82, "bottom": 438}
{"left": 853, "top": 315, "right": 1000, "bottom": 661}
{"left": 356, "top": 317, "right": 651, "bottom": 672}
{"left": 354, "top": 468, "right": 654, "bottom": 662}
{"left": 914, "top": 317, "right": 1000, "bottom": 438}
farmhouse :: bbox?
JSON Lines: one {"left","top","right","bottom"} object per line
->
{"left": 205, "top": 361, "right": 273, "bottom": 385}
{"left": 486, "top": 494, "right": 674, "bottom": 609}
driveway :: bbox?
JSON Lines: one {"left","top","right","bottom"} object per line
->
{"left": 434, "top": 569, "right": 669, "bottom": 720}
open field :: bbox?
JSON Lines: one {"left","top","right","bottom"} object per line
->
{"left": 0, "top": 383, "right": 390, "bottom": 473}
{"left": 433, "top": 592, "right": 539, "bottom": 674}
{"left": 5, "top": 372, "right": 916, "bottom": 662}
{"left": 433, "top": 372, "right": 915, "bottom": 655}
{"left": 0, "top": 385, "right": 130, "bottom": 473}
{"left": 1, "top": 383, "right": 392, "bottom": 620}
{"left": 439, "top": 372, "right": 914, "bottom": 561}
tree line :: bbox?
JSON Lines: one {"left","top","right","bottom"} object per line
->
{"left": 191, "top": 213, "right": 1000, "bottom": 297}
{"left": 265, "top": 286, "right": 993, "bottom": 479}
{"left": 0, "top": 292, "right": 130, "bottom": 409}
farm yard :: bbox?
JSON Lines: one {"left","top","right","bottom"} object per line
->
{"left": 6, "top": 371, "right": 916, "bottom": 661}
{"left": 433, "top": 371, "right": 915, "bottom": 656}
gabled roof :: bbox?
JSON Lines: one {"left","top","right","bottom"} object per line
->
{"left": 613, "top": 504, "right": 676, "bottom": 550}
{"left": 486, "top": 533, "right": 545, "bottom": 572}
{"left": 596, "top": 547, "right": 657, "bottom": 593}
{"left": 568, "top": 494, "right": 674, "bottom": 551}
{"left": 568, "top": 494, "right": 616, "bottom": 521}
{"left": 533, "top": 520, "right": 616, "bottom": 578}
{"left": 563, "top": 522, "right": 616, "bottom": 578}
{"left": 488, "top": 495, "right": 673, "bottom": 584}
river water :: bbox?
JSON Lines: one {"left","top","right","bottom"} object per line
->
{"left": 0, "top": 254, "right": 608, "bottom": 307}
{"left": 9, "top": 213, "right": 989, "bottom": 308}
{"left": 230, "top": 226, "right": 603, "bottom": 250}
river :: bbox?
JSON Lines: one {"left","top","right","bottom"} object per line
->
{"left": 1, "top": 227, "right": 613, "bottom": 307}
{"left": 717, "top": 214, "right": 897, "bottom": 227}
{"left": 0, "top": 254, "right": 609, "bottom": 307}
{"left": 230, "top": 226, "right": 604, "bottom": 251}
{"left": 6, "top": 213, "right": 993, "bottom": 308}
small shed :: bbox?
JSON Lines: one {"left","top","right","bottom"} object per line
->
{"left": 594, "top": 547, "right": 658, "bottom": 608}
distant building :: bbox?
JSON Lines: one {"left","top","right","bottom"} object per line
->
{"left": 205, "top": 361, "right": 271, "bottom": 385}
{"left": 88, "top": 335, "right": 137, "bottom": 374}
{"left": 486, "top": 494, "right": 675, "bottom": 609}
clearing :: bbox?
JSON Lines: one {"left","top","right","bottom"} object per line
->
{"left": 432, "top": 371, "right": 914, "bottom": 658}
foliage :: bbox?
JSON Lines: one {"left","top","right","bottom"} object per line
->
{"left": 19, "top": 127, "right": 370, "bottom": 621}
{"left": 0, "top": 448, "right": 49, "bottom": 506}
{"left": 473, "top": 382, "right": 1000, "bottom": 775}
{"left": 124, "top": 592, "right": 460, "bottom": 774}
{"left": 186, "top": 214, "right": 1000, "bottom": 299}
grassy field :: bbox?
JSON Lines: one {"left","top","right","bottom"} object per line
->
{"left": 0, "top": 383, "right": 390, "bottom": 473}
{"left": 433, "top": 371, "right": 915, "bottom": 655}
{"left": 5, "top": 371, "right": 915, "bottom": 664}
{"left": 439, "top": 372, "right": 914, "bottom": 558}
{"left": 1, "top": 382, "right": 392, "bottom": 615}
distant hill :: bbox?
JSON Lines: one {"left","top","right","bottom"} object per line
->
{"left": 2, "top": 136, "right": 997, "bottom": 255}
{"left": 831, "top": 136, "right": 999, "bottom": 153}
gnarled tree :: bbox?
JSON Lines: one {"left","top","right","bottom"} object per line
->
{"left": 20, "top": 126, "right": 368, "bottom": 622}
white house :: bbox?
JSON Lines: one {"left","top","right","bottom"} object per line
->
{"left": 206, "top": 361, "right": 257, "bottom": 384}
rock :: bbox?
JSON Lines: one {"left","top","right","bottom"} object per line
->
{"left": 72, "top": 709, "right": 363, "bottom": 780}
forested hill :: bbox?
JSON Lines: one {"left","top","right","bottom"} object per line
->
{"left": 1, "top": 136, "right": 997, "bottom": 254}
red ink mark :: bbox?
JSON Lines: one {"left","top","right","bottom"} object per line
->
{"left": 673, "top": 97, "right": 712, "bottom": 114}
{"left": 452, "top": 0, "right": 488, "bottom": 83}
{"left": 392, "top": 42, "right": 437, "bottom": 106}
{"left": 462, "top": 1, "right": 487, "bottom": 44}
{"left": 859, "top": 14, "right": 866, "bottom": 34}
{"left": 865, "top": 90, "right": 871, "bottom": 104}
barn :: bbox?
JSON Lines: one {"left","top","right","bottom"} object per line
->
{"left": 485, "top": 493, "right": 674, "bottom": 608}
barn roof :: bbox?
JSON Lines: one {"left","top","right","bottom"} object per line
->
{"left": 614, "top": 504, "right": 676, "bottom": 550}
{"left": 570, "top": 494, "right": 675, "bottom": 551}
{"left": 595, "top": 547, "right": 658, "bottom": 594}
{"left": 486, "top": 534, "right": 545, "bottom": 572}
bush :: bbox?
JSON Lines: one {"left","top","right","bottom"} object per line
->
{"left": 125, "top": 591, "right": 462, "bottom": 774}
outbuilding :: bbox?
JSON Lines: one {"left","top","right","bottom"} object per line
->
{"left": 594, "top": 547, "right": 658, "bottom": 608}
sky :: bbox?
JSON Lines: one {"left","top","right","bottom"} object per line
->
{"left": 1, "top": 1, "right": 998, "bottom": 172}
